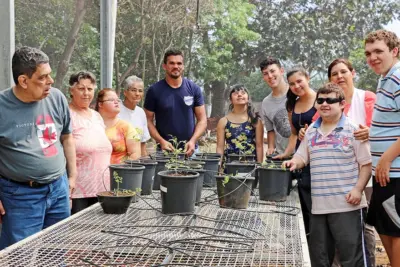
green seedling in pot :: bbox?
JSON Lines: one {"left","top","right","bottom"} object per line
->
{"left": 261, "top": 160, "right": 287, "bottom": 170}
{"left": 165, "top": 135, "right": 188, "bottom": 171}
{"left": 222, "top": 174, "right": 232, "bottom": 186}
{"left": 113, "top": 171, "right": 141, "bottom": 196}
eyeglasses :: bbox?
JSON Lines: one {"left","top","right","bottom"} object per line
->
{"left": 101, "top": 98, "right": 121, "bottom": 103}
{"left": 316, "top": 97, "right": 342, "bottom": 105}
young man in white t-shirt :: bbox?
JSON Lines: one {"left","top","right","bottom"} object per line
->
{"left": 259, "top": 57, "right": 291, "bottom": 155}
{"left": 118, "top": 75, "right": 150, "bottom": 156}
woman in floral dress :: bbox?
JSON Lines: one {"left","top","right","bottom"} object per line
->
{"left": 216, "top": 84, "right": 264, "bottom": 172}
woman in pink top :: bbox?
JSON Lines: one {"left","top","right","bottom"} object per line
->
{"left": 328, "top": 58, "right": 377, "bottom": 267}
{"left": 68, "top": 72, "right": 112, "bottom": 214}
{"left": 328, "top": 58, "right": 376, "bottom": 130}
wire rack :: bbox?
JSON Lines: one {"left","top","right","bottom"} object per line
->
{"left": 0, "top": 188, "right": 310, "bottom": 267}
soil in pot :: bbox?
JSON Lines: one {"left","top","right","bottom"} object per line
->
{"left": 215, "top": 175, "right": 254, "bottom": 209}
{"left": 257, "top": 167, "right": 291, "bottom": 201}
{"left": 158, "top": 170, "right": 199, "bottom": 214}
{"left": 227, "top": 154, "right": 256, "bottom": 163}
{"left": 97, "top": 191, "right": 134, "bottom": 214}
{"left": 125, "top": 159, "right": 158, "bottom": 195}
{"left": 109, "top": 164, "right": 145, "bottom": 202}
{"left": 192, "top": 156, "right": 220, "bottom": 187}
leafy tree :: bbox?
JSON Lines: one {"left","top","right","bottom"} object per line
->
{"left": 193, "top": 0, "right": 260, "bottom": 117}
{"left": 15, "top": 0, "right": 100, "bottom": 93}
{"left": 249, "top": 0, "right": 399, "bottom": 74}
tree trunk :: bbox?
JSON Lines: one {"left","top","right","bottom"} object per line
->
{"left": 118, "top": 0, "right": 145, "bottom": 87}
{"left": 210, "top": 80, "right": 226, "bottom": 117}
{"left": 54, "top": 0, "right": 88, "bottom": 92}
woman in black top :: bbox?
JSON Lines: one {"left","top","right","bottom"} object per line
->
{"left": 275, "top": 67, "right": 316, "bottom": 236}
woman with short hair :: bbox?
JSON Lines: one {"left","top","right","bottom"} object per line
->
{"left": 68, "top": 71, "right": 112, "bottom": 214}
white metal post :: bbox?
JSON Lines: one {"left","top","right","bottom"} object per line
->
{"left": 100, "top": 0, "right": 117, "bottom": 89}
{"left": 0, "top": 0, "right": 15, "bottom": 90}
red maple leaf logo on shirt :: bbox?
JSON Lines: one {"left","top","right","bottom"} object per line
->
{"left": 42, "top": 126, "right": 57, "bottom": 144}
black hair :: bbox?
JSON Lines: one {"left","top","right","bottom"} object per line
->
{"left": 12, "top": 46, "right": 49, "bottom": 85}
{"left": 228, "top": 84, "right": 260, "bottom": 124}
{"left": 285, "top": 67, "right": 309, "bottom": 112}
{"left": 259, "top": 57, "right": 281, "bottom": 72}
{"left": 163, "top": 49, "right": 184, "bottom": 64}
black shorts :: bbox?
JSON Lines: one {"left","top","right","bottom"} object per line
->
{"left": 366, "top": 177, "right": 400, "bottom": 237}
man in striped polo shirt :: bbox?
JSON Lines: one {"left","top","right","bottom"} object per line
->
{"left": 364, "top": 29, "right": 400, "bottom": 267}
{"left": 284, "top": 83, "right": 372, "bottom": 267}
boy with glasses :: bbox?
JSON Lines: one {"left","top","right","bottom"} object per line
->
{"left": 284, "top": 83, "right": 372, "bottom": 267}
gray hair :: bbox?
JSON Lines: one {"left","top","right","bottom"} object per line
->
{"left": 123, "top": 75, "right": 143, "bottom": 91}
{"left": 12, "top": 46, "right": 49, "bottom": 85}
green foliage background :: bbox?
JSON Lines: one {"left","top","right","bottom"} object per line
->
{"left": 14, "top": 0, "right": 399, "bottom": 113}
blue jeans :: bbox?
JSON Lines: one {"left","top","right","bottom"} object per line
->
{"left": 0, "top": 172, "right": 70, "bottom": 250}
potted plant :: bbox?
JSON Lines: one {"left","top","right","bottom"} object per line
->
{"left": 256, "top": 160, "right": 291, "bottom": 202}
{"left": 215, "top": 174, "right": 254, "bottom": 209}
{"left": 125, "top": 159, "right": 158, "bottom": 195}
{"left": 97, "top": 171, "right": 141, "bottom": 214}
{"left": 172, "top": 160, "right": 206, "bottom": 206}
{"left": 150, "top": 136, "right": 186, "bottom": 190}
{"left": 157, "top": 136, "right": 199, "bottom": 214}
{"left": 108, "top": 164, "right": 145, "bottom": 202}
{"left": 225, "top": 139, "right": 256, "bottom": 177}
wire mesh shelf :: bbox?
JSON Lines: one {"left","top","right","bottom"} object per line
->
{"left": 0, "top": 188, "right": 310, "bottom": 266}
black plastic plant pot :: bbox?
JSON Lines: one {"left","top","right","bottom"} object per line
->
{"left": 125, "top": 159, "right": 158, "bottom": 195}
{"left": 175, "top": 165, "right": 205, "bottom": 205}
{"left": 97, "top": 191, "right": 134, "bottom": 214}
{"left": 258, "top": 167, "right": 291, "bottom": 201}
{"left": 192, "top": 156, "right": 220, "bottom": 187}
{"left": 260, "top": 161, "right": 292, "bottom": 195}
{"left": 195, "top": 152, "right": 222, "bottom": 159}
{"left": 227, "top": 154, "right": 256, "bottom": 163}
{"left": 215, "top": 175, "right": 254, "bottom": 209}
{"left": 109, "top": 164, "right": 145, "bottom": 202}
{"left": 226, "top": 162, "right": 256, "bottom": 177}
{"left": 158, "top": 170, "right": 199, "bottom": 214}
{"left": 153, "top": 158, "right": 169, "bottom": 190}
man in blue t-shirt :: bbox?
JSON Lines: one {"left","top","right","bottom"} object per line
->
{"left": 144, "top": 49, "right": 207, "bottom": 156}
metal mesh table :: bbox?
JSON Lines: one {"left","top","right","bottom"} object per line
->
{"left": 0, "top": 188, "right": 310, "bottom": 266}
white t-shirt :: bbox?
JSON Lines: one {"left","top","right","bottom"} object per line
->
{"left": 118, "top": 104, "right": 150, "bottom": 142}
{"left": 347, "top": 88, "right": 366, "bottom": 126}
